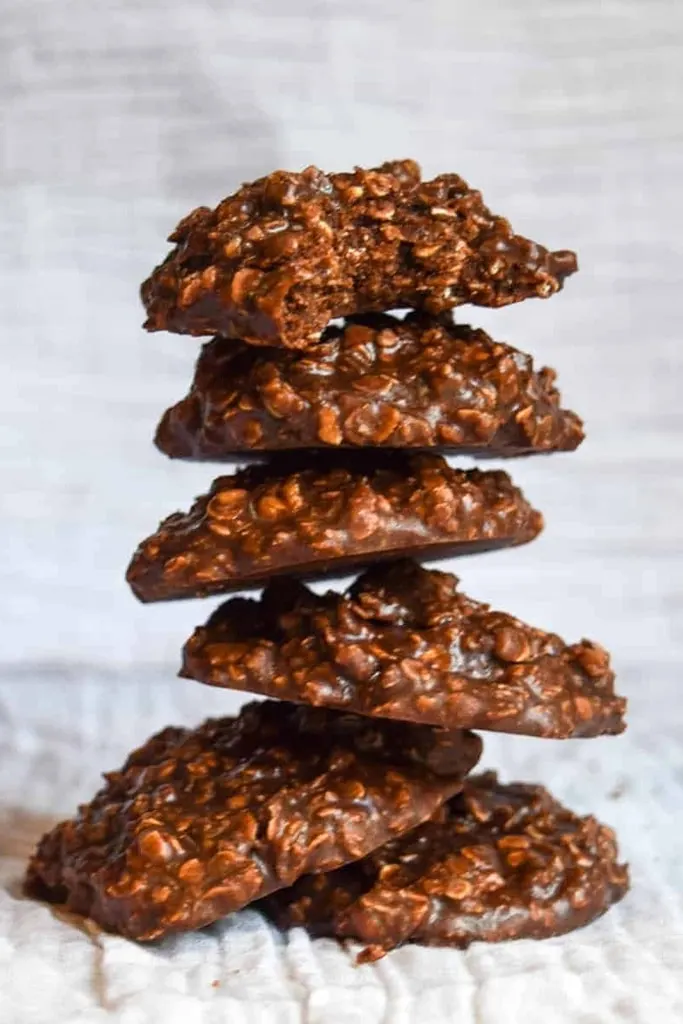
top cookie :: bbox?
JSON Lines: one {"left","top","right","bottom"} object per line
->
{"left": 141, "top": 160, "right": 578, "bottom": 349}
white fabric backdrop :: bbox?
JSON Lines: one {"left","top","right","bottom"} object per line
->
{"left": 1, "top": 1, "right": 682, "bottom": 1021}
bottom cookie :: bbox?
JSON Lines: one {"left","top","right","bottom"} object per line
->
{"left": 24, "top": 701, "right": 481, "bottom": 941}
{"left": 260, "top": 772, "right": 629, "bottom": 961}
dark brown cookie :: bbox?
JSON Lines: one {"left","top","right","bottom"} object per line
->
{"left": 126, "top": 454, "right": 543, "bottom": 602}
{"left": 260, "top": 772, "right": 629, "bottom": 961}
{"left": 141, "top": 160, "right": 577, "bottom": 349}
{"left": 182, "top": 560, "right": 625, "bottom": 739}
{"left": 25, "top": 700, "right": 482, "bottom": 942}
{"left": 155, "top": 313, "right": 584, "bottom": 458}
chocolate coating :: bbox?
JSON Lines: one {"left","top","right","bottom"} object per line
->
{"left": 24, "top": 700, "right": 482, "bottom": 941}
{"left": 126, "top": 454, "right": 543, "bottom": 602}
{"left": 155, "top": 313, "right": 584, "bottom": 458}
{"left": 141, "top": 160, "right": 577, "bottom": 349}
{"left": 260, "top": 772, "right": 629, "bottom": 961}
{"left": 182, "top": 560, "right": 626, "bottom": 739}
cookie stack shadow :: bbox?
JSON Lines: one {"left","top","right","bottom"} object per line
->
{"left": 25, "top": 161, "right": 629, "bottom": 961}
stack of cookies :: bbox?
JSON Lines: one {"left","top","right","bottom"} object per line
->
{"left": 26, "top": 161, "right": 629, "bottom": 961}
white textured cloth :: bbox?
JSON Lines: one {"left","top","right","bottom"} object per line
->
{"left": 1, "top": 0, "right": 682, "bottom": 1020}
